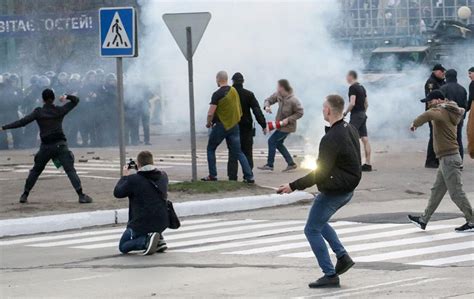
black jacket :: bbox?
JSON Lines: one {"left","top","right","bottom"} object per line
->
{"left": 424, "top": 73, "right": 445, "bottom": 96}
{"left": 114, "top": 169, "right": 170, "bottom": 234}
{"left": 2, "top": 95, "right": 79, "bottom": 144}
{"left": 233, "top": 83, "right": 266, "bottom": 131}
{"left": 440, "top": 74, "right": 468, "bottom": 110}
{"left": 468, "top": 81, "right": 473, "bottom": 112}
{"left": 290, "top": 119, "right": 362, "bottom": 194}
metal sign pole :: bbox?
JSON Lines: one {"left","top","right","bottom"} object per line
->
{"left": 186, "top": 26, "right": 198, "bottom": 182}
{"left": 116, "top": 57, "right": 126, "bottom": 176}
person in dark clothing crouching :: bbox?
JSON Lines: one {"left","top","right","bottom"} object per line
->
{"left": 278, "top": 94, "right": 362, "bottom": 288}
{"left": 0, "top": 89, "right": 93, "bottom": 204}
{"left": 114, "top": 151, "right": 169, "bottom": 255}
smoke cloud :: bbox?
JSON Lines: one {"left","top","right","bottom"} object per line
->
{"left": 128, "top": 0, "right": 471, "bottom": 158}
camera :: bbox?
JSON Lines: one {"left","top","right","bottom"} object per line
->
{"left": 127, "top": 159, "right": 138, "bottom": 170}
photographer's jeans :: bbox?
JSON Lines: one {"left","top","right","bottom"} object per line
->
{"left": 119, "top": 228, "right": 147, "bottom": 253}
{"left": 304, "top": 192, "right": 353, "bottom": 276}
{"left": 207, "top": 123, "right": 254, "bottom": 180}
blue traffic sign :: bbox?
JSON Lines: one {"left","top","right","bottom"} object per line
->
{"left": 99, "top": 7, "right": 137, "bottom": 57}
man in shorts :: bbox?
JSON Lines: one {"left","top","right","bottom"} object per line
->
{"left": 344, "top": 70, "right": 372, "bottom": 172}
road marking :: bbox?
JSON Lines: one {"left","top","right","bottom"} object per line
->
{"left": 322, "top": 278, "right": 447, "bottom": 299}
{"left": 282, "top": 231, "right": 470, "bottom": 258}
{"left": 225, "top": 224, "right": 450, "bottom": 255}
{"left": 29, "top": 220, "right": 294, "bottom": 247}
{"left": 294, "top": 277, "right": 426, "bottom": 299}
{"left": 354, "top": 241, "right": 473, "bottom": 262}
{"left": 226, "top": 223, "right": 406, "bottom": 255}
{"left": 73, "top": 225, "right": 307, "bottom": 249}
{"left": 0, "top": 228, "right": 124, "bottom": 246}
{"left": 173, "top": 222, "right": 354, "bottom": 253}
{"left": 408, "top": 253, "right": 474, "bottom": 266}
{"left": 0, "top": 218, "right": 220, "bottom": 246}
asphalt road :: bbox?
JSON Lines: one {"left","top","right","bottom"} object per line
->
{"left": 1, "top": 195, "right": 473, "bottom": 298}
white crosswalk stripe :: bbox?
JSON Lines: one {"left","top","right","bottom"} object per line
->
{"left": 2, "top": 148, "right": 305, "bottom": 177}
{"left": 2, "top": 218, "right": 472, "bottom": 267}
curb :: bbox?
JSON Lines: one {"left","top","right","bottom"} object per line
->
{"left": 0, "top": 191, "right": 313, "bottom": 237}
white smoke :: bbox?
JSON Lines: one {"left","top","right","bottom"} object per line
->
{"left": 128, "top": 0, "right": 357, "bottom": 138}
{"left": 127, "top": 0, "right": 471, "bottom": 156}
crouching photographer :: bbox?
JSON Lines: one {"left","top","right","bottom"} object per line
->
{"left": 114, "top": 151, "right": 179, "bottom": 255}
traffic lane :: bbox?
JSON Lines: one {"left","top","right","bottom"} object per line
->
{"left": 1, "top": 255, "right": 472, "bottom": 298}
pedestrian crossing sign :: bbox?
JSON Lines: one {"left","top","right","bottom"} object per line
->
{"left": 99, "top": 7, "right": 137, "bottom": 57}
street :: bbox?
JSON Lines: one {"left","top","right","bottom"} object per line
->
{"left": 1, "top": 204, "right": 473, "bottom": 297}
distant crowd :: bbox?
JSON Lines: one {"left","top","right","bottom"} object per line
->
{"left": 0, "top": 70, "right": 155, "bottom": 150}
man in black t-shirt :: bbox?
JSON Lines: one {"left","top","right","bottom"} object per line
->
{"left": 344, "top": 70, "right": 372, "bottom": 172}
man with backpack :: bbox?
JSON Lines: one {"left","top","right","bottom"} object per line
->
{"left": 114, "top": 151, "right": 170, "bottom": 255}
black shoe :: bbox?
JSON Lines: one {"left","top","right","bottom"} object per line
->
{"left": 408, "top": 215, "right": 426, "bottom": 230}
{"left": 425, "top": 163, "right": 439, "bottom": 169}
{"left": 143, "top": 232, "right": 160, "bottom": 255}
{"left": 455, "top": 222, "right": 474, "bottom": 233}
{"left": 243, "top": 178, "right": 255, "bottom": 184}
{"left": 156, "top": 234, "right": 168, "bottom": 253}
{"left": 145, "top": 142, "right": 152, "bottom": 145}
{"left": 78, "top": 194, "right": 93, "bottom": 204}
{"left": 282, "top": 164, "right": 297, "bottom": 172}
{"left": 335, "top": 254, "right": 355, "bottom": 275}
{"left": 257, "top": 164, "right": 274, "bottom": 171}
{"left": 308, "top": 275, "right": 340, "bottom": 288}
{"left": 19, "top": 193, "right": 28, "bottom": 204}
{"left": 201, "top": 176, "right": 218, "bottom": 181}
{"left": 361, "top": 164, "right": 372, "bottom": 172}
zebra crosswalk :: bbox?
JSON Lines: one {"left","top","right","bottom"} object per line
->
{"left": 0, "top": 148, "right": 305, "bottom": 179}
{"left": 1, "top": 218, "right": 472, "bottom": 267}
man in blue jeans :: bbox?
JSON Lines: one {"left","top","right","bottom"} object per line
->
{"left": 278, "top": 94, "right": 362, "bottom": 288}
{"left": 202, "top": 71, "right": 254, "bottom": 183}
{"left": 259, "top": 79, "right": 304, "bottom": 172}
{"left": 114, "top": 151, "right": 170, "bottom": 255}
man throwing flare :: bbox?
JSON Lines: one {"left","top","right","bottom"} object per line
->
{"left": 278, "top": 95, "right": 362, "bottom": 288}
{"left": 0, "top": 89, "right": 93, "bottom": 204}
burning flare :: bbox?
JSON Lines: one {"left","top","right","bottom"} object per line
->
{"left": 300, "top": 155, "right": 318, "bottom": 171}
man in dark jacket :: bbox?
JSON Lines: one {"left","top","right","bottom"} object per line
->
{"left": 424, "top": 64, "right": 446, "bottom": 168}
{"left": 227, "top": 72, "right": 266, "bottom": 180}
{"left": 278, "top": 94, "right": 362, "bottom": 288}
{"left": 0, "top": 89, "right": 93, "bottom": 204}
{"left": 114, "top": 151, "right": 169, "bottom": 255}
{"left": 440, "top": 69, "right": 468, "bottom": 160}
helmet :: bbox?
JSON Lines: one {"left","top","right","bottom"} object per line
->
{"left": 8, "top": 73, "right": 20, "bottom": 86}
{"left": 45, "top": 71, "right": 56, "bottom": 79}
{"left": 69, "top": 73, "right": 81, "bottom": 82}
{"left": 39, "top": 75, "right": 51, "bottom": 88}
{"left": 57, "top": 72, "right": 69, "bottom": 84}
{"left": 30, "top": 74, "right": 40, "bottom": 85}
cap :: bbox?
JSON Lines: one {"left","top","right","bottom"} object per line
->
{"left": 231, "top": 72, "right": 244, "bottom": 83}
{"left": 432, "top": 64, "right": 446, "bottom": 72}
{"left": 420, "top": 90, "right": 445, "bottom": 103}
{"left": 469, "top": 67, "right": 474, "bottom": 73}
{"left": 445, "top": 69, "right": 457, "bottom": 79}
